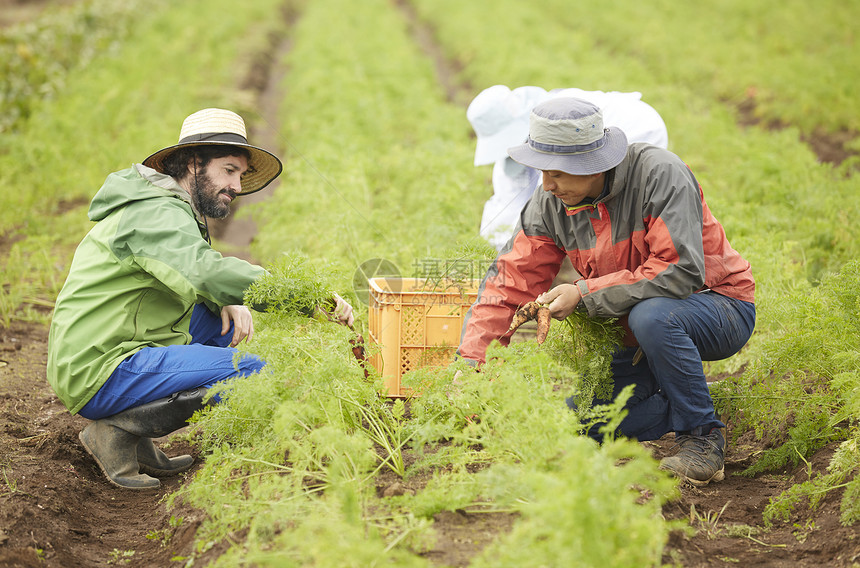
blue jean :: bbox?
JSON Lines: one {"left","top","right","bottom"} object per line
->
{"left": 79, "top": 304, "right": 266, "bottom": 420}
{"left": 577, "top": 291, "right": 755, "bottom": 442}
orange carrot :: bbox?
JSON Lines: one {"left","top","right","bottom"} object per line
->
{"left": 535, "top": 306, "right": 551, "bottom": 344}
{"left": 349, "top": 334, "right": 370, "bottom": 378}
{"left": 508, "top": 301, "right": 542, "bottom": 333}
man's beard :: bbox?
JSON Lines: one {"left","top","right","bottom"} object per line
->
{"left": 191, "top": 171, "right": 235, "bottom": 219}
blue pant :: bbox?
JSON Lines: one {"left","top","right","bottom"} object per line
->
{"left": 579, "top": 291, "right": 755, "bottom": 442}
{"left": 79, "top": 304, "right": 266, "bottom": 420}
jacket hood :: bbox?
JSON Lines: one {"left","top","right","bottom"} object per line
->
{"left": 88, "top": 164, "right": 193, "bottom": 222}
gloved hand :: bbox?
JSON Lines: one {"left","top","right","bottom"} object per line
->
{"left": 332, "top": 293, "right": 355, "bottom": 328}
{"left": 317, "top": 293, "right": 355, "bottom": 328}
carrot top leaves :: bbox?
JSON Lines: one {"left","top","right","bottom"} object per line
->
{"left": 542, "top": 311, "right": 624, "bottom": 405}
{"left": 244, "top": 252, "right": 339, "bottom": 318}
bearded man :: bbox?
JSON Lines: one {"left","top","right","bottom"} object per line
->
{"left": 47, "top": 109, "right": 353, "bottom": 490}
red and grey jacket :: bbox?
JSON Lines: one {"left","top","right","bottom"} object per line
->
{"left": 458, "top": 143, "right": 755, "bottom": 363}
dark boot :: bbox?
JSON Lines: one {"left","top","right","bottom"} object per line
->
{"left": 107, "top": 388, "right": 210, "bottom": 438}
{"left": 79, "top": 388, "right": 210, "bottom": 489}
{"left": 79, "top": 421, "right": 160, "bottom": 490}
{"left": 660, "top": 427, "right": 726, "bottom": 487}
{"left": 137, "top": 438, "right": 194, "bottom": 477}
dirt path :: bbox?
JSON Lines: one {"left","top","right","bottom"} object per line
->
{"left": 0, "top": 323, "right": 213, "bottom": 567}
{"left": 205, "top": 5, "right": 298, "bottom": 264}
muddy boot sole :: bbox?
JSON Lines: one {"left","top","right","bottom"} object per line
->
{"left": 660, "top": 461, "right": 725, "bottom": 487}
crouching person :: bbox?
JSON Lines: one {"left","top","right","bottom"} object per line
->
{"left": 47, "top": 109, "right": 354, "bottom": 490}
{"left": 457, "top": 97, "right": 756, "bottom": 487}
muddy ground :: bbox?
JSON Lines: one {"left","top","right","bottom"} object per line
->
{"left": 2, "top": 0, "right": 859, "bottom": 566}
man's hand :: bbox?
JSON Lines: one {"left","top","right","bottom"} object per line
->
{"left": 536, "top": 283, "right": 582, "bottom": 320}
{"left": 221, "top": 305, "right": 254, "bottom": 346}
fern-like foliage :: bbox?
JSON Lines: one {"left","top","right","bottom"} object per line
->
{"left": 244, "top": 251, "right": 338, "bottom": 317}
{"left": 540, "top": 310, "right": 623, "bottom": 404}
{"left": 764, "top": 436, "right": 860, "bottom": 527}
{"left": 713, "top": 260, "right": 860, "bottom": 525}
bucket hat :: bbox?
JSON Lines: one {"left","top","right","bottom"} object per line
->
{"left": 467, "top": 85, "right": 549, "bottom": 166}
{"left": 507, "top": 97, "right": 628, "bottom": 175}
{"left": 143, "top": 108, "right": 282, "bottom": 195}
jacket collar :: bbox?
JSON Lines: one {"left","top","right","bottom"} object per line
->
{"left": 134, "top": 163, "right": 205, "bottom": 223}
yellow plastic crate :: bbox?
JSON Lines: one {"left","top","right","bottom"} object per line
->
{"left": 367, "top": 277, "right": 480, "bottom": 397}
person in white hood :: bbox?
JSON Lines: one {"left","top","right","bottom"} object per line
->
{"left": 467, "top": 85, "right": 668, "bottom": 251}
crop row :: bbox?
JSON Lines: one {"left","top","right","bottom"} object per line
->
{"left": 177, "top": 0, "right": 674, "bottom": 564}
{"left": 0, "top": 0, "right": 165, "bottom": 134}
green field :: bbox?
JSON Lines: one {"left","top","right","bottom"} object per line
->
{"left": 1, "top": 0, "right": 858, "bottom": 565}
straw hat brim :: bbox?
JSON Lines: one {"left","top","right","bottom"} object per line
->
{"left": 507, "top": 126, "right": 629, "bottom": 176}
{"left": 143, "top": 141, "right": 283, "bottom": 195}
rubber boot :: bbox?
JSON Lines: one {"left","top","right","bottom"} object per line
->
{"left": 137, "top": 438, "right": 194, "bottom": 478}
{"left": 79, "top": 388, "right": 210, "bottom": 489}
{"left": 79, "top": 421, "right": 160, "bottom": 490}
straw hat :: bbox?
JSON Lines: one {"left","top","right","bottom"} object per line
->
{"left": 508, "top": 97, "right": 628, "bottom": 175}
{"left": 143, "top": 108, "right": 282, "bottom": 195}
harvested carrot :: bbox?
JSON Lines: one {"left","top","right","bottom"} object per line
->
{"left": 349, "top": 334, "right": 370, "bottom": 378}
{"left": 318, "top": 303, "right": 370, "bottom": 377}
{"left": 508, "top": 301, "right": 542, "bottom": 333}
{"left": 535, "top": 306, "right": 551, "bottom": 344}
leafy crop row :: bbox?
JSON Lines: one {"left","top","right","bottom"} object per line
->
{"left": 180, "top": 265, "right": 674, "bottom": 566}
{"left": 0, "top": 0, "right": 166, "bottom": 134}
{"left": 248, "top": 1, "right": 489, "bottom": 277}
{"left": 410, "top": 0, "right": 860, "bottom": 143}
{"left": 713, "top": 261, "right": 860, "bottom": 526}
{"left": 172, "top": 0, "right": 679, "bottom": 564}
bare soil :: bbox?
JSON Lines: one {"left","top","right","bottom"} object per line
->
{"left": 735, "top": 95, "right": 858, "bottom": 168}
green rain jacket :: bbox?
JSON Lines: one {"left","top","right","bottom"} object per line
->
{"left": 47, "top": 164, "right": 265, "bottom": 414}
